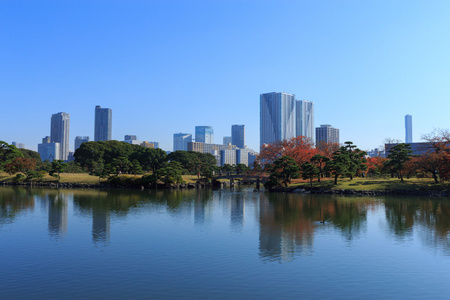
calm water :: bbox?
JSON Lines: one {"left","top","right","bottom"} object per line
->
{"left": 0, "top": 186, "right": 449, "bottom": 299}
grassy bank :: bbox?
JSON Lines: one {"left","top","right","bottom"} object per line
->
{"left": 289, "top": 177, "right": 450, "bottom": 191}
{"left": 0, "top": 172, "right": 203, "bottom": 185}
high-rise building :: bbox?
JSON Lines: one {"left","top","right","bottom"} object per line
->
{"left": 94, "top": 106, "right": 112, "bottom": 142}
{"left": 75, "top": 136, "right": 90, "bottom": 151}
{"left": 296, "top": 100, "right": 314, "bottom": 142}
{"left": 315, "top": 124, "right": 339, "bottom": 145}
{"left": 11, "top": 142, "right": 25, "bottom": 149}
{"left": 124, "top": 135, "right": 137, "bottom": 141}
{"left": 405, "top": 114, "right": 412, "bottom": 143}
{"left": 223, "top": 136, "right": 232, "bottom": 145}
{"left": 260, "top": 92, "right": 296, "bottom": 146}
{"left": 42, "top": 136, "right": 51, "bottom": 144}
{"left": 231, "top": 125, "right": 245, "bottom": 148}
{"left": 173, "top": 133, "right": 192, "bottom": 151}
{"left": 38, "top": 142, "right": 60, "bottom": 162}
{"left": 195, "top": 126, "right": 214, "bottom": 144}
{"left": 51, "top": 112, "right": 70, "bottom": 161}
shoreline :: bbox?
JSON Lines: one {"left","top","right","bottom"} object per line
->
{"left": 1, "top": 180, "right": 449, "bottom": 197}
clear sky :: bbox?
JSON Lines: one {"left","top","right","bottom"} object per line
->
{"left": 1, "top": 0, "right": 449, "bottom": 152}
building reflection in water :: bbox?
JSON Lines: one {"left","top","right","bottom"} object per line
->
{"left": 92, "top": 197, "right": 110, "bottom": 245}
{"left": 230, "top": 192, "right": 244, "bottom": 232}
{"left": 258, "top": 193, "right": 315, "bottom": 262}
{"left": 194, "top": 189, "right": 213, "bottom": 226}
{"left": 47, "top": 192, "right": 70, "bottom": 239}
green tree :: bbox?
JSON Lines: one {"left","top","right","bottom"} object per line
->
{"left": 236, "top": 163, "right": 250, "bottom": 174}
{"left": 310, "top": 154, "right": 329, "bottom": 182}
{"left": 385, "top": 143, "right": 413, "bottom": 181}
{"left": 301, "top": 162, "right": 319, "bottom": 187}
{"left": 326, "top": 148, "right": 350, "bottom": 185}
{"left": 49, "top": 160, "right": 65, "bottom": 180}
{"left": 130, "top": 159, "right": 144, "bottom": 174}
{"left": 0, "top": 141, "right": 23, "bottom": 171}
{"left": 111, "top": 156, "right": 132, "bottom": 174}
{"left": 267, "top": 156, "right": 300, "bottom": 187}
{"left": 343, "top": 142, "right": 367, "bottom": 180}
{"left": 157, "top": 161, "right": 184, "bottom": 184}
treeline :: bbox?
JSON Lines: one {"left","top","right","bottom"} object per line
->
{"left": 0, "top": 140, "right": 222, "bottom": 184}
{"left": 258, "top": 133, "right": 450, "bottom": 189}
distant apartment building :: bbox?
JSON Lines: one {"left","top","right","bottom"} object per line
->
{"left": 405, "top": 114, "right": 412, "bottom": 143}
{"left": 195, "top": 126, "right": 214, "bottom": 144}
{"left": 220, "top": 149, "right": 237, "bottom": 166}
{"left": 367, "top": 148, "right": 385, "bottom": 158}
{"left": 231, "top": 125, "right": 245, "bottom": 148}
{"left": 124, "top": 135, "right": 141, "bottom": 145}
{"left": 296, "top": 100, "right": 314, "bottom": 142}
{"left": 124, "top": 135, "right": 137, "bottom": 141}
{"left": 385, "top": 142, "right": 437, "bottom": 157}
{"left": 11, "top": 142, "right": 25, "bottom": 149}
{"left": 223, "top": 136, "right": 232, "bottom": 145}
{"left": 173, "top": 133, "right": 192, "bottom": 151}
{"left": 315, "top": 124, "right": 339, "bottom": 145}
{"left": 38, "top": 142, "right": 61, "bottom": 162}
{"left": 141, "top": 141, "right": 155, "bottom": 148}
{"left": 75, "top": 136, "right": 89, "bottom": 151}
{"left": 188, "top": 142, "right": 204, "bottom": 153}
{"left": 94, "top": 105, "right": 112, "bottom": 141}
{"left": 236, "top": 148, "right": 251, "bottom": 165}
{"left": 148, "top": 141, "right": 159, "bottom": 148}
{"left": 51, "top": 112, "right": 70, "bottom": 161}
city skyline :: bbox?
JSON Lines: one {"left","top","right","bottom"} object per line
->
{"left": 1, "top": 1, "right": 449, "bottom": 152}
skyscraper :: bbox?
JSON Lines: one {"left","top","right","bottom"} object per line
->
{"left": 51, "top": 112, "right": 70, "bottom": 161}
{"left": 260, "top": 92, "right": 296, "bottom": 146}
{"left": 231, "top": 125, "right": 245, "bottom": 148}
{"left": 223, "top": 136, "right": 232, "bottom": 145}
{"left": 173, "top": 133, "right": 193, "bottom": 151}
{"left": 94, "top": 105, "right": 112, "bottom": 142}
{"left": 296, "top": 100, "right": 314, "bottom": 142}
{"left": 405, "top": 114, "right": 412, "bottom": 143}
{"left": 315, "top": 124, "right": 339, "bottom": 145}
{"left": 195, "top": 126, "right": 214, "bottom": 144}
{"left": 75, "top": 136, "right": 90, "bottom": 151}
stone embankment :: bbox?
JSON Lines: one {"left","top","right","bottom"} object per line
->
{"left": 0, "top": 179, "right": 252, "bottom": 190}
{"left": 285, "top": 187, "right": 449, "bottom": 197}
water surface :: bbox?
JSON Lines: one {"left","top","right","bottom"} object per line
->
{"left": 0, "top": 187, "right": 449, "bottom": 299}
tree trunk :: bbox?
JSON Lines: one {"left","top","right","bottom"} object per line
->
{"left": 334, "top": 174, "right": 338, "bottom": 185}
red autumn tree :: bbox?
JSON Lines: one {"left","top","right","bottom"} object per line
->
{"left": 4, "top": 157, "right": 37, "bottom": 179}
{"left": 258, "top": 136, "right": 318, "bottom": 169}
{"left": 365, "top": 156, "right": 388, "bottom": 177}
{"left": 316, "top": 141, "right": 340, "bottom": 159}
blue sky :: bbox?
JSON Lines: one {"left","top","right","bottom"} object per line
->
{"left": 1, "top": 0, "right": 449, "bottom": 152}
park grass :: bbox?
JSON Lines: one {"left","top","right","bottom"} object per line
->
{"left": 289, "top": 177, "right": 450, "bottom": 191}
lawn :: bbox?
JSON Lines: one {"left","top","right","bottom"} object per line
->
{"left": 289, "top": 176, "right": 450, "bottom": 191}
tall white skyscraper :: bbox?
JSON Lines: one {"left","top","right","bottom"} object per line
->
{"left": 260, "top": 92, "right": 296, "bottom": 146}
{"left": 296, "top": 100, "right": 314, "bottom": 142}
{"left": 50, "top": 112, "right": 70, "bottom": 161}
{"left": 405, "top": 114, "right": 412, "bottom": 143}
{"left": 94, "top": 105, "right": 112, "bottom": 142}
{"left": 173, "top": 133, "right": 192, "bottom": 151}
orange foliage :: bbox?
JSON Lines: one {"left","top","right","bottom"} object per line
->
{"left": 365, "top": 156, "right": 388, "bottom": 175}
{"left": 316, "top": 141, "right": 340, "bottom": 159}
{"left": 258, "top": 136, "right": 318, "bottom": 168}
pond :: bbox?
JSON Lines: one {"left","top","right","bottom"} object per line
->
{"left": 0, "top": 186, "right": 449, "bottom": 299}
